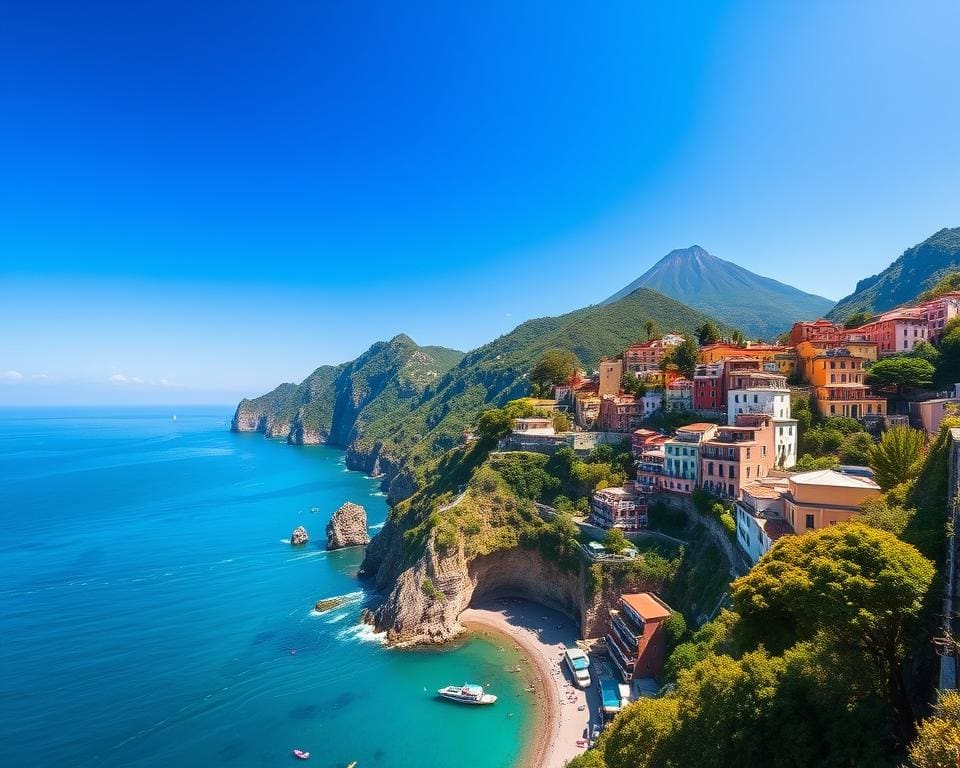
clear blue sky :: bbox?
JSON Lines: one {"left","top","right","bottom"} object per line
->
{"left": 2, "top": 1, "right": 959, "bottom": 404}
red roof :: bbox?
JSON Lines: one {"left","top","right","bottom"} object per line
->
{"left": 621, "top": 593, "right": 672, "bottom": 621}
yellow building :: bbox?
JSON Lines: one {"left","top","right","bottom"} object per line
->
{"left": 796, "top": 340, "right": 878, "bottom": 384}
{"left": 699, "top": 343, "right": 796, "bottom": 372}
{"left": 783, "top": 469, "right": 881, "bottom": 535}
{"left": 801, "top": 348, "right": 886, "bottom": 419}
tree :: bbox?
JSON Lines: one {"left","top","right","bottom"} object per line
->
{"left": 475, "top": 399, "right": 535, "bottom": 442}
{"left": 838, "top": 431, "right": 873, "bottom": 465}
{"left": 918, "top": 271, "right": 960, "bottom": 302}
{"left": 672, "top": 337, "right": 699, "bottom": 378}
{"left": 844, "top": 310, "right": 872, "bottom": 329}
{"left": 793, "top": 453, "right": 841, "bottom": 471}
{"left": 731, "top": 523, "right": 935, "bottom": 740}
{"left": 870, "top": 426, "right": 928, "bottom": 490}
{"left": 937, "top": 318, "right": 960, "bottom": 387}
{"left": 644, "top": 319, "right": 657, "bottom": 340}
{"left": 530, "top": 349, "right": 580, "bottom": 396}
{"left": 552, "top": 411, "right": 572, "bottom": 433}
{"left": 694, "top": 320, "right": 722, "bottom": 346}
{"left": 908, "top": 690, "right": 960, "bottom": 768}
{"left": 866, "top": 356, "right": 935, "bottom": 394}
{"left": 621, "top": 372, "right": 647, "bottom": 397}
{"left": 603, "top": 527, "right": 630, "bottom": 554}
{"left": 910, "top": 339, "right": 941, "bottom": 366}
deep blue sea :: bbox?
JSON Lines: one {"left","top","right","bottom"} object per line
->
{"left": 0, "top": 407, "right": 532, "bottom": 768}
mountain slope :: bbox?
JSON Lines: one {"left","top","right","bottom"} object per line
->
{"left": 827, "top": 227, "right": 960, "bottom": 322}
{"left": 234, "top": 288, "right": 733, "bottom": 500}
{"left": 605, "top": 245, "right": 834, "bottom": 338}
{"left": 232, "top": 335, "right": 464, "bottom": 452}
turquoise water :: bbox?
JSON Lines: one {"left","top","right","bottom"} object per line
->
{"left": 0, "top": 407, "right": 533, "bottom": 768}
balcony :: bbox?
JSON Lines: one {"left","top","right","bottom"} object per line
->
{"left": 606, "top": 634, "right": 634, "bottom": 681}
{"left": 610, "top": 613, "right": 640, "bottom": 653}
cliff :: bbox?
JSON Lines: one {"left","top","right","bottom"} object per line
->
{"left": 234, "top": 288, "right": 734, "bottom": 501}
{"left": 359, "top": 450, "right": 685, "bottom": 645}
{"left": 827, "top": 226, "right": 960, "bottom": 322}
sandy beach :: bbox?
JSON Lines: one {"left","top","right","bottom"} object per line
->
{"left": 461, "top": 599, "right": 601, "bottom": 768}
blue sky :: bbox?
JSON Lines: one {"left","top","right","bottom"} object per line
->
{"left": 2, "top": 1, "right": 959, "bottom": 404}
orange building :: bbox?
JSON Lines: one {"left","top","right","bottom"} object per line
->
{"left": 606, "top": 593, "right": 674, "bottom": 682}
{"left": 796, "top": 339, "right": 878, "bottom": 384}
{"left": 805, "top": 348, "right": 886, "bottom": 419}
{"left": 783, "top": 470, "right": 881, "bottom": 535}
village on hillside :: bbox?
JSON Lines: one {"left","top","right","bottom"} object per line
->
{"left": 502, "top": 290, "right": 960, "bottom": 579}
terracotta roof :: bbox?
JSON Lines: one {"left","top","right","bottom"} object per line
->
{"left": 741, "top": 482, "right": 785, "bottom": 500}
{"left": 677, "top": 422, "right": 717, "bottom": 433}
{"left": 621, "top": 592, "right": 672, "bottom": 621}
{"left": 761, "top": 519, "right": 793, "bottom": 540}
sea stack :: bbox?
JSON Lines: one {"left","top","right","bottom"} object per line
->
{"left": 290, "top": 525, "right": 309, "bottom": 546}
{"left": 325, "top": 502, "right": 370, "bottom": 550}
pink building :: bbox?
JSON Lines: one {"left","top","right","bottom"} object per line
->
{"left": 699, "top": 414, "right": 776, "bottom": 499}
{"left": 919, "top": 292, "right": 960, "bottom": 343}
{"left": 845, "top": 310, "right": 928, "bottom": 355}
{"left": 624, "top": 335, "right": 682, "bottom": 373}
{"left": 598, "top": 394, "right": 643, "bottom": 432}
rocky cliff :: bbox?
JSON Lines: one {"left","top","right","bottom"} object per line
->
{"left": 325, "top": 502, "right": 370, "bottom": 550}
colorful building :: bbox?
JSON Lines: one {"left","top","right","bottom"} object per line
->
{"left": 735, "top": 479, "right": 793, "bottom": 565}
{"left": 726, "top": 370, "right": 797, "bottom": 468}
{"left": 699, "top": 414, "right": 776, "bottom": 499}
{"left": 663, "top": 423, "right": 718, "bottom": 494}
{"left": 782, "top": 469, "right": 881, "bottom": 535}
{"left": 606, "top": 593, "right": 674, "bottom": 682}
{"left": 598, "top": 358, "right": 624, "bottom": 397}
{"left": 909, "top": 391, "right": 960, "bottom": 435}
{"left": 796, "top": 339, "right": 878, "bottom": 384}
{"left": 804, "top": 347, "right": 887, "bottom": 420}
{"left": 693, "top": 361, "right": 724, "bottom": 413}
{"left": 598, "top": 394, "right": 644, "bottom": 432}
{"left": 789, "top": 320, "right": 844, "bottom": 348}
{"left": 624, "top": 335, "right": 682, "bottom": 373}
{"left": 844, "top": 309, "right": 928, "bottom": 356}
{"left": 665, "top": 377, "right": 693, "bottom": 411}
{"left": 918, "top": 292, "right": 960, "bottom": 342}
{"left": 590, "top": 485, "right": 647, "bottom": 530}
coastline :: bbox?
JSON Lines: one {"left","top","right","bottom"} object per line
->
{"left": 461, "top": 600, "right": 599, "bottom": 768}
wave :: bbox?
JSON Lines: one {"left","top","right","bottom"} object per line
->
{"left": 336, "top": 622, "right": 386, "bottom": 645}
{"left": 369, "top": 490, "right": 387, "bottom": 497}
{"left": 279, "top": 538, "right": 291, "bottom": 545}
{"left": 368, "top": 522, "right": 385, "bottom": 532}
{"left": 285, "top": 551, "right": 328, "bottom": 562}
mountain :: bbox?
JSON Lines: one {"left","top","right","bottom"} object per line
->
{"left": 604, "top": 245, "right": 835, "bottom": 339}
{"left": 233, "top": 287, "right": 732, "bottom": 500}
{"left": 827, "top": 227, "right": 960, "bottom": 322}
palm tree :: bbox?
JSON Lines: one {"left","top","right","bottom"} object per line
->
{"left": 869, "top": 426, "right": 928, "bottom": 490}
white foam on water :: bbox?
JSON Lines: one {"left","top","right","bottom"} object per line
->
{"left": 279, "top": 538, "right": 291, "bottom": 545}
{"left": 369, "top": 490, "right": 387, "bottom": 497}
{"left": 368, "top": 522, "right": 385, "bottom": 531}
{"left": 336, "top": 622, "right": 386, "bottom": 645}
{"left": 285, "top": 551, "right": 328, "bottom": 562}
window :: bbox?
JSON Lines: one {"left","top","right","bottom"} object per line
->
{"left": 728, "top": 465, "right": 735, "bottom": 478}
{"left": 805, "top": 514, "right": 815, "bottom": 530}
{"left": 707, "top": 462, "right": 714, "bottom": 476}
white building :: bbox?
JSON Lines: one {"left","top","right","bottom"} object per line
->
{"left": 727, "top": 372, "right": 797, "bottom": 469}
{"left": 735, "top": 480, "right": 791, "bottom": 566}
{"left": 641, "top": 391, "right": 663, "bottom": 416}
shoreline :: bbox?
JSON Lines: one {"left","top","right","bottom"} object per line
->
{"left": 461, "top": 600, "right": 598, "bottom": 768}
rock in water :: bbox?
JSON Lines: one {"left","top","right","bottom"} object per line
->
{"left": 325, "top": 502, "right": 370, "bottom": 550}
{"left": 290, "top": 525, "right": 309, "bottom": 546}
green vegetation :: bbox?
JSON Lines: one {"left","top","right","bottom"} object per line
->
{"left": 866, "top": 356, "right": 935, "bottom": 394}
{"left": 420, "top": 577, "right": 443, "bottom": 600}
{"left": 660, "top": 336, "right": 698, "bottom": 378}
{"left": 573, "top": 525, "right": 936, "bottom": 768}
{"left": 694, "top": 320, "right": 722, "bottom": 346}
{"left": 828, "top": 227, "right": 960, "bottom": 321}
{"left": 691, "top": 489, "right": 736, "bottom": 543}
{"left": 918, "top": 270, "right": 960, "bottom": 302}
{"left": 870, "top": 426, "right": 928, "bottom": 490}
{"left": 908, "top": 690, "right": 960, "bottom": 768}
{"left": 844, "top": 310, "right": 873, "bottom": 328}
{"left": 603, "top": 527, "right": 630, "bottom": 554}
{"left": 792, "top": 393, "right": 875, "bottom": 468}
{"left": 529, "top": 348, "right": 580, "bottom": 396}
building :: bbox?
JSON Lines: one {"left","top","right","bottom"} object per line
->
{"left": 665, "top": 377, "right": 693, "bottom": 411}
{"left": 663, "top": 423, "right": 718, "bottom": 494}
{"left": 796, "top": 339, "right": 878, "bottom": 384}
{"left": 511, "top": 417, "right": 554, "bottom": 435}
{"left": 624, "top": 335, "right": 682, "bottom": 373}
{"left": 845, "top": 309, "right": 928, "bottom": 356}
{"left": 725, "top": 370, "right": 797, "bottom": 468}
{"left": 574, "top": 384, "right": 602, "bottom": 429}
{"left": 910, "top": 393, "right": 960, "bottom": 435}
{"left": 641, "top": 391, "right": 663, "bottom": 417}
{"left": 606, "top": 593, "right": 673, "bottom": 682}
{"left": 590, "top": 485, "right": 647, "bottom": 530}
{"left": 598, "top": 394, "right": 644, "bottom": 432}
{"left": 789, "top": 320, "right": 844, "bottom": 348}
{"left": 631, "top": 428, "right": 660, "bottom": 457}
{"left": 782, "top": 469, "right": 881, "bottom": 535}
{"left": 693, "top": 361, "right": 724, "bottom": 413}
{"left": 700, "top": 342, "right": 791, "bottom": 368}
{"left": 804, "top": 347, "right": 887, "bottom": 420}
{"left": 919, "top": 292, "right": 960, "bottom": 342}
{"left": 635, "top": 443, "right": 666, "bottom": 496}
{"left": 700, "top": 414, "right": 776, "bottom": 499}
{"left": 598, "top": 358, "right": 624, "bottom": 397}
{"left": 735, "top": 479, "right": 792, "bottom": 565}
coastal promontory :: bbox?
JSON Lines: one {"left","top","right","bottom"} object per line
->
{"left": 325, "top": 502, "right": 370, "bottom": 550}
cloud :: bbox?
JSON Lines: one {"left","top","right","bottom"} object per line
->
{"left": 108, "top": 373, "right": 128, "bottom": 383}
{"left": 1, "top": 370, "right": 24, "bottom": 382}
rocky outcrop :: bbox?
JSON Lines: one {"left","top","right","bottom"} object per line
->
{"left": 290, "top": 526, "right": 309, "bottom": 546}
{"left": 325, "top": 502, "right": 370, "bottom": 550}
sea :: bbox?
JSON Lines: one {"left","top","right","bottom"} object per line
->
{"left": 0, "top": 406, "right": 534, "bottom": 768}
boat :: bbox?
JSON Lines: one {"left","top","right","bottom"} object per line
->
{"left": 563, "top": 647, "right": 592, "bottom": 689}
{"left": 292, "top": 749, "right": 310, "bottom": 760}
{"left": 437, "top": 683, "right": 497, "bottom": 705}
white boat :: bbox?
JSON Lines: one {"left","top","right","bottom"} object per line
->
{"left": 564, "top": 647, "right": 592, "bottom": 688}
{"left": 437, "top": 683, "right": 497, "bottom": 705}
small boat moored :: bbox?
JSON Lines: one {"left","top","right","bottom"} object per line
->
{"left": 437, "top": 683, "right": 497, "bottom": 705}
{"left": 292, "top": 749, "right": 310, "bottom": 760}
